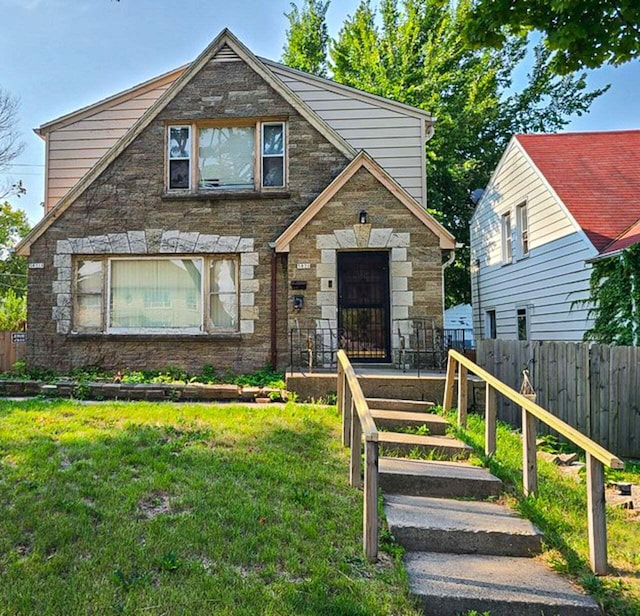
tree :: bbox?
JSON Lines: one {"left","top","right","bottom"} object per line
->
{"left": 0, "top": 201, "right": 30, "bottom": 298}
{"left": 0, "top": 89, "right": 24, "bottom": 199}
{"left": 284, "top": 0, "right": 604, "bottom": 306}
{"left": 282, "top": 0, "right": 331, "bottom": 77}
{"left": 583, "top": 245, "right": 640, "bottom": 345}
{"left": 464, "top": 0, "right": 640, "bottom": 74}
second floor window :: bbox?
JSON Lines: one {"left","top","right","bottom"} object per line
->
{"left": 501, "top": 212, "right": 512, "bottom": 263}
{"left": 517, "top": 202, "right": 529, "bottom": 257}
{"left": 167, "top": 121, "right": 286, "bottom": 193}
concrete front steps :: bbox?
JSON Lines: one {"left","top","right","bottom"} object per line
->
{"left": 374, "top": 396, "right": 600, "bottom": 615}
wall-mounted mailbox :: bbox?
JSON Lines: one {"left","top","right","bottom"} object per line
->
{"left": 293, "top": 295, "right": 304, "bottom": 310}
{"left": 291, "top": 281, "right": 307, "bottom": 290}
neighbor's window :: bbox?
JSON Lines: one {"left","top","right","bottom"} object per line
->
{"left": 501, "top": 212, "right": 512, "bottom": 263}
{"left": 517, "top": 202, "right": 529, "bottom": 257}
{"left": 198, "top": 127, "right": 255, "bottom": 190}
{"left": 168, "top": 126, "right": 191, "bottom": 190}
{"left": 261, "top": 122, "right": 285, "bottom": 188}
{"left": 485, "top": 309, "right": 497, "bottom": 340}
{"left": 209, "top": 258, "right": 238, "bottom": 330}
{"left": 74, "top": 259, "right": 103, "bottom": 331}
{"left": 109, "top": 258, "right": 203, "bottom": 332}
{"left": 517, "top": 307, "right": 528, "bottom": 340}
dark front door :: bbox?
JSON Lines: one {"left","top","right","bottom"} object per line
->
{"left": 337, "top": 251, "right": 391, "bottom": 362}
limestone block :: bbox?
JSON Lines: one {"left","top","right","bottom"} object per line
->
{"left": 388, "top": 232, "right": 410, "bottom": 248}
{"left": 70, "top": 237, "right": 93, "bottom": 254}
{"left": 56, "top": 239, "right": 72, "bottom": 254}
{"left": 215, "top": 236, "right": 240, "bottom": 253}
{"left": 354, "top": 223, "right": 371, "bottom": 248}
{"left": 240, "top": 265, "right": 254, "bottom": 280}
{"left": 241, "top": 278, "right": 259, "bottom": 293}
{"left": 237, "top": 237, "right": 254, "bottom": 253}
{"left": 321, "top": 249, "right": 336, "bottom": 264}
{"left": 368, "top": 228, "right": 393, "bottom": 248}
{"left": 240, "top": 320, "right": 254, "bottom": 334}
{"left": 316, "top": 234, "right": 339, "bottom": 250}
{"left": 108, "top": 233, "right": 131, "bottom": 254}
{"left": 145, "top": 229, "right": 164, "bottom": 253}
{"left": 320, "top": 278, "right": 334, "bottom": 292}
{"left": 57, "top": 293, "right": 72, "bottom": 308}
{"left": 127, "top": 231, "right": 147, "bottom": 254}
{"left": 393, "top": 306, "right": 409, "bottom": 322}
{"left": 392, "top": 276, "right": 408, "bottom": 291}
{"left": 240, "top": 305, "right": 259, "bottom": 320}
{"left": 57, "top": 267, "right": 72, "bottom": 281}
{"left": 52, "top": 280, "right": 71, "bottom": 295}
{"left": 393, "top": 291, "right": 414, "bottom": 307}
{"left": 53, "top": 254, "right": 72, "bottom": 269}
{"left": 56, "top": 320, "right": 71, "bottom": 335}
{"left": 334, "top": 229, "right": 357, "bottom": 249}
{"left": 240, "top": 292, "right": 255, "bottom": 307}
{"left": 321, "top": 305, "right": 337, "bottom": 320}
{"left": 176, "top": 231, "right": 199, "bottom": 253}
{"left": 89, "top": 235, "right": 111, "bottom": 254}
{"left": 160, "top": 230, "right": 180, "bottom": 252}
{"left": 52, "top": 306, "right": 71, "bottom": 321}
{"left": 391, "top": 261, "right": 412, "bottom": 277}
{"left": 316, "top": 291, "right": 336, "bottom": 307}
{"left": 195, "top": 234, "right": 219, "bottom": 253}
{"left": 316, "top": 263, "right": 335, "bottom": 278}
{"left": 391, "top": 247, "right": 407, "bottom": 262}
{"left": 240, "top": 251, "right": 259, "bottom": 266}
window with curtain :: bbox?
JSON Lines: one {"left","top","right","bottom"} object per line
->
{"left": 75, "top": 259, "right": 103, "bottom": 331}
{"left": 209, "top": 259, "right": 238, "bottom": 330}
{"left": 198, "top": 127, "right": 254, "bottom": 190}
{"left": 109, "top": 259, "right": 203, "bottom": 332}
{"left": 168, "top": 126, "right": 191, "bottom": 190}
{"left": 262, "top": 122, "right": 285, "bottom": 188}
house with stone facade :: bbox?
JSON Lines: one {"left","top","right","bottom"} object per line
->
{"left": 17, "top": 29, "right": 455, "bottom": 373}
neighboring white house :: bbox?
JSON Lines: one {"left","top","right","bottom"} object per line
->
{"left": 470, "top": 130, "right": 640, "bottom": 342}
{"left": 444, "top": 304, "right": 474, "bottom": 348}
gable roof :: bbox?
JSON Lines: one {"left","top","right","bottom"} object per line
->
{"left": 516, "top": 130, "right": 640, "bottom": 254}
{"left": 274, "top": 151, "right": 455, "bottom": 252}
{"left": 17, "top": 28, "right": 357, "bottom": 256}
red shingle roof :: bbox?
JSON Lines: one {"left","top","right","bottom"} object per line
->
{"left": 516, "top": 131, "right": 640, "bottom": 254}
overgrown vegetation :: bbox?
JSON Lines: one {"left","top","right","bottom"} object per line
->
{"left": 445, "top": 410, "right": 640, "bottom": 616}
{"left": 0, "top": 399, "right": 420, "bottom": 614}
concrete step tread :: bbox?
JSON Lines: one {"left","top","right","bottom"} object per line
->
{"left": 371, "top": 409, "right": 449, "bottom": 424}
{"left": 384, "top": 494, "right": 542, "bottom": 538}
{"left": 379, "top": 457, "right": 502, "bottom": 499}
{"left": 378, "top": 432, "right": 472, "bottom": 451}
{"left": 366, "top": 397, "right": 435, "bottom": 412}
{"left": 404, "top": 552, "right": 600, "bottom": 616}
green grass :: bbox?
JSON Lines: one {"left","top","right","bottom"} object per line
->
{"left": 445, "top": 410, "right": 640, "bottom": 616}
{"left": 0, "top": 399, "right": 420, "bottom": 615}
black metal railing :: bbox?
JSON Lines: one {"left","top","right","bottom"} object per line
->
{"left": 289, "top": 321, "right": 474, "bottom": 374}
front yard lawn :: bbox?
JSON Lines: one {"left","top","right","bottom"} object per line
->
{"left": 0, "top": 400, "right": 418, "bottom": 615}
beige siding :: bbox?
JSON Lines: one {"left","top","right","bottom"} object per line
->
{"left": 44, "top": 81, "right": 174, "bottom": 211}
{"left": 268, "top": 65, "right": 426, "bottom": 205}
{"left": 470, "top": 141, "right": 599, "bottom": 342}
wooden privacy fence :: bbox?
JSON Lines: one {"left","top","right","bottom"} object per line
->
{"left": 0, "top": 332, "right": 26, "bottom": 373}
{"left": 444, "top": 350, "right": 624, "bottom": 575}
{"left": 477, "top": 340, "right": 640, "bottom": 458}
{"left": 336, "top": 349, "right": 379, "bottom": 562}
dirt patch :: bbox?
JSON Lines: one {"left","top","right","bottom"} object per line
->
{"left": 138, "top": 492, "right": 171, "bottom": 519}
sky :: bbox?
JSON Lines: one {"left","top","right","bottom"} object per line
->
{"left": 2, "top": 0, "right": 640, "bottom": 224}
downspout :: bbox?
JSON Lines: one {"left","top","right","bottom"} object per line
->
{"left": 269, "top": 243, "right": 278, "bottom": 369}
{"left": 442, "top": 247, "right": 457, "bottom": 321}
{"left": 475, "top": 258, "right": 482, "bottom": 339}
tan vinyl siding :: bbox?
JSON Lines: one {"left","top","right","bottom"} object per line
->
{"left": 269, "top": 66, "right": 426, "bottom": 205}
{"left": 470, "top": 142, "right": 599, "bottom": 342}
{"left": 44, "top": 81, "right": 174, "bottom": 211}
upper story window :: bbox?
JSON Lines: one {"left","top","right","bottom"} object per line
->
{"left": 501, "top": 212, "right": 512, "bottom": 264}
{"left": 167, "top": 120, "right": 286, "bottom": 193}
{"left": 517, "top": 202, "right": 529, "bottom": 257}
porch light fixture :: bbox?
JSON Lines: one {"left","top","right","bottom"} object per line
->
{"left": 358, "top": 210, "right": 368, "bottom": 224}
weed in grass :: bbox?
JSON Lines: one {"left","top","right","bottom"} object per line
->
{"left": 159, "top": 550, "right": 182, "bottom": 573}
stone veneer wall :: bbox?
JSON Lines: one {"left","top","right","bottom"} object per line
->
{"left": 26, "top": 54, "right": 348, "bottom": 373}
{"left": 286, "top": 166, "right": 443, "bottom": 353}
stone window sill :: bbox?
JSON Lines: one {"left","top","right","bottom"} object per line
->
{"left": 69, "top": 332, "right": 242, "bottom": 341}
{"left": 162, "top": 190, "right": 290, "bottom": 201}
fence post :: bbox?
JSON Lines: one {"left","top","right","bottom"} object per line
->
{"left": 485, "top": 383, "right": 497, "bottom": 457}
{"left": 586, "top": 453, "right": 608, "bottom": 575}
{"left": 457, "top": 363, "right": 468, "bottom": 428}
{"left": 349, "top": 400, "right": 362, "bottom": 488}
{"left": 443, "top": 353, "right": 457, "bottom": 411}
{"left": 522, "top": 408, "right": 538, "bottom": 497}
{"left": 363, "top": 439, "right": 379, "bottom": 562}
{"left": 343, "top": 387, "right": 353, "bottom": 448}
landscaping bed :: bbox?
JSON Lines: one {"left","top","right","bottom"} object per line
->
{"left": 0, "top": 399, "right": 418, "bottom": 615}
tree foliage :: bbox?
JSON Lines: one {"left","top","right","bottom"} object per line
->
{"left": 0, "top": 201, "right": 30, "bottom": 299}
{"left": 282, "top": 0, "right": 331, "bottom": 77}
{"left": 583, "top": 245, "right": 640, "bottom": 346}
{"left": 283, "top": 0, "right": 604, "bottom": 306}
{"left": 0, "top": 88, "right": 25, "bottom": 199}
{"left": 464, "top": 0, "right": 640, "bottom": 74}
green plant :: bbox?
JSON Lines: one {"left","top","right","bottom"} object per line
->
{"left": 11, "top": 360, "right": 26, "bottom": 377}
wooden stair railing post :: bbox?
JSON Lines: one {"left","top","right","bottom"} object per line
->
{"left": 457, "top": 364, "right": 468, "bottom": 428}
{"left": 485, "top": 383, "right": 497, "bottom": 457}
{"left": 363, "top": 438, "right": 379, "bottom": 562}
{"left": 522, "top": 407, "right": 538, "bottom": 497}
{"left": 443, "top": 353, "right": 457, "bottom": 411}
{"left": 349, "top": 398, "right": 362, "bottom": 489}
{"left": 586, "top": 453, "right": 608, "bottom": 575}
{"left": 338, "top": 365, "right": 349, "bottom": 447}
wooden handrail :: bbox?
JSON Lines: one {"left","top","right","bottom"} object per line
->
{"left": 336, "top": 349, "right": 379, "bottom": 562}
{"left": 337, "top": 350, "right": 378, "bottom": 442}
{"left": 444, "top": 349, "right": 624, "bottom": 575}
{"left": 445, "top": 350, "right": 623, "bottom": 469}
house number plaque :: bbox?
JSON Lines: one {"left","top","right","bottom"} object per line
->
{"left": 296, "top": 263, "right": 311, "bottom": 270}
